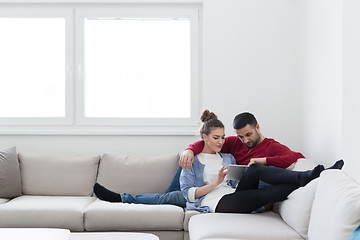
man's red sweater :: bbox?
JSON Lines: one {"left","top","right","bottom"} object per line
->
{"left": 186, "top": 137, "right": 304, "bottom": 169}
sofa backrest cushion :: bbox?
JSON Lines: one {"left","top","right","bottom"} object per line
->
{"left": 308, "top": 170, "right": 360, "bottom": 240}
{"left": 292, "top": 158, "right": 318, "bottom": 171}
{"left": 0, "top": 147, "right": 21, "bottom": 198}
{"left": 96, "top": 153, "right": 179, "bottom": 195}
{"left": 18, "top": 152, "right": 100, "bottom": 196}
{"left": 279, "top": 178, "right": 318, "bottom": 239}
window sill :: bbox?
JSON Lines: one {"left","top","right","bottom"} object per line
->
{"left": 0, "top": 126, "right": 199, "bottom": 136}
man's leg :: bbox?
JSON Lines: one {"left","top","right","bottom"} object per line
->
{"left": 236, "top": 164, "right": 325, "bottom": 192}
{"left": 121, "top": 191, "right": 186, "bottom": 207}
{"left": 215, "top": 184, "right": 298, "bottom": 214}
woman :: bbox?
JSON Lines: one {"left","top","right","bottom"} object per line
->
{"left": 180, "top": 110, "right": 342, "bottom": 213}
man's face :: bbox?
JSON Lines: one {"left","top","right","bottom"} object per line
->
{"left": 235, "top": 124, "right": 261, "bottom": 148}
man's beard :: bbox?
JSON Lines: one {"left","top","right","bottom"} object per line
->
{"left": 246, "top": 131, "right": 261, "bottom": 148}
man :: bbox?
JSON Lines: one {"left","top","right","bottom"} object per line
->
{"left": 180, "top": 112, "right": 304, "bottom": 170}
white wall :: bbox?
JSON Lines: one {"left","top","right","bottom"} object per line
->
{"left": 343, "top": 0, "right": 360, "bottom": 180}
{"left": 0, "top": 0, "right": 306, "bottom": 156}
{"left": 202, "top": 0, "right": 304, "bottom": 151}
{"left": 301, "top": 0, "right": 343, "bottom": 165}
{"left": 301, "top": 0, "right": 360, "bottom": 181}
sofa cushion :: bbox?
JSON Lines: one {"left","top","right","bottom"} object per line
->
{"left": 188, "top": 212, "right": 303, "bottom": 240}
{"left": 0, "top": 147, "right": 21, "bottom": 198}
{"left": 292, "top": 158, "right": 318, "bottom": 171}
{"left": 0, "top": 198, "right": 9, "bottom": 204}
{"left": 278, "top": 178, "right": 319, "bottom": 239}
{"left": 183, "top": 210, "right": 200, "bottom": 231}
{"left": 308, "top": 170, "right": 360, "bottom": 240}
{"left": 19, "top": 152, "right": 100, "bottom": 196}
{"left": 273, "top": 158, "right": 318, "bottom": 213}
{"left": 97, "top": 153, "right": 179, "bottom": 194}
{"left": 84, "top": 199, "right": 184, "bottom": 231}
{"left": 0, "top": 195, "right": 95, "bottom": 231}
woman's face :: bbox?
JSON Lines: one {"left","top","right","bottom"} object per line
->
{"left": 203, "top": 127, "right": 225, "bottom": 153}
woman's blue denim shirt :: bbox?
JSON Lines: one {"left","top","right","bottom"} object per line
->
{"left": 180, "top": 153, "right": 238, "bottom": 213}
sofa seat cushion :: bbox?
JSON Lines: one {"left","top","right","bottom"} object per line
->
{"left": 189, "top": 212, "right": 303, "bottom": 240}
{"left": 0, "top": 196, "right": 96, "bottom": 231}
{"left": 85, "top": 199, "right": 184, "bottom": 231}
{"left": 0, "top": 198, "right": 9, "bottom": 204}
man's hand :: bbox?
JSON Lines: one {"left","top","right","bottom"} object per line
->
{"left": 248, "top": 157, "right": 267, "bottom": 166}
{"left": 180, "top": 150, "right": 195, "bottom": 170}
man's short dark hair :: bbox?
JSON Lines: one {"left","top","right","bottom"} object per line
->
{"left": 233, "top": 112, "right": 258, "bottom": 130}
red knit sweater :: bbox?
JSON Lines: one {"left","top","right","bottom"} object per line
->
{"left": 186, "top": 137, "right": 304, "bottom": 169}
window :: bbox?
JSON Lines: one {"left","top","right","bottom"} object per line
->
{"left": 0, "top": 8, "right": 73, "bottom": 125}
{"left": 0, "top": 4, "right": 200, "bottom": 133}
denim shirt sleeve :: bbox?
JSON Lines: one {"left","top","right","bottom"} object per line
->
{"left": 180, "top": 156, "right": 211, "bottom": 213}
{"left": 180, "top": 165, "right": 196, "bottom": 202}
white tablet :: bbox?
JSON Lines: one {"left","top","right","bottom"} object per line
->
{"left": 227, "top": 164, "right": 248, "bottom": 181}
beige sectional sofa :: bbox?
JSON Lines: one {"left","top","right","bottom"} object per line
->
{"left": 1, "top": 146, "right": 360, "bottom": 240}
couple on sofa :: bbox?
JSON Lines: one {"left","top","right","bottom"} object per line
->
{"left": 94, "top": 111, "right": 344, "bottom": 214}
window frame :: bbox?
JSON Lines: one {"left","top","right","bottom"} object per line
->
{"left": 75, "top": 6, "right": 199, "bottom": 127}
{"left": 0, "top": 4, "right": 201, "bottom": 134}
{"left": 0, "top": 7, "right": 74, "bottom": 126}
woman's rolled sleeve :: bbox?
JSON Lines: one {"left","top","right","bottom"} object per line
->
{"left": 188, "top": 187, "right": 198, "bottom": 202}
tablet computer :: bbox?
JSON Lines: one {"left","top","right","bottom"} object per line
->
{"left": 227, "top": 164, "right": 248, "bottom": 181}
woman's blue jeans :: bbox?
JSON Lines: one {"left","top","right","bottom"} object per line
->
{"left": 120, "top": 191, "right": 186, "bottom": 207}
{"left": 120, "top": 166, "right": 186, "bottom": 207}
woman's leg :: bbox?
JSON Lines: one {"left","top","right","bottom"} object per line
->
{"left": 94, "top": 183, "right": 122, "bottom": 202}
{"left": 215, "top": 183, "right": 298, "bottom": 214}
{"left": 94, "top": 183, "right": 186, "bottom": 207}
{"left": 165, "top": 165, "right": 182, "bottom": 193}
{"left": 235, "top": 164, "right": 324, "bottom": 192}
{"left": 121, "top": 191, "right": 186, "bottom": 207}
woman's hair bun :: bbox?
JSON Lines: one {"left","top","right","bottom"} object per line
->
{"left": 200, "top": 109, "right": 218, "bottom": 123}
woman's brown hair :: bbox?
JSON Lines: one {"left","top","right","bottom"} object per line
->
{"left": 200, "top": 110, "right": 224, "bottom": 139}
